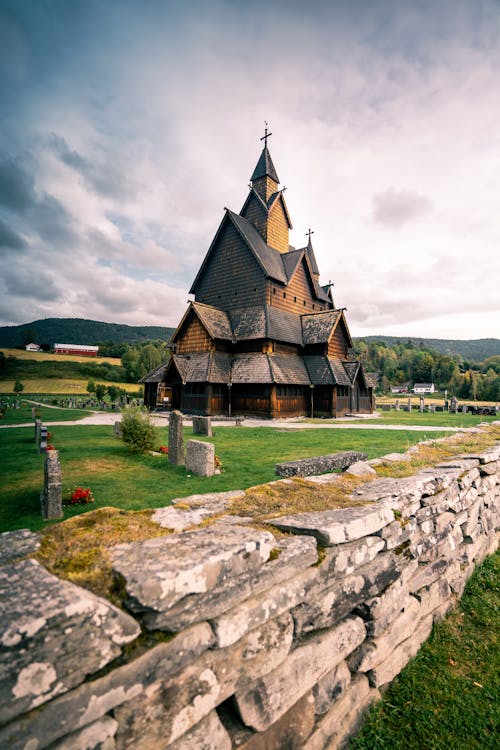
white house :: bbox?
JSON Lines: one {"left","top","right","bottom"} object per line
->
{"left": 413, "top": 383, "right": 435, "bottom": 394}
{"left": 25, "top": 343, "right": 41, "bottom": 352}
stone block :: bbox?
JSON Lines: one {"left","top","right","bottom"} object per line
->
{"left": 268, "top": 504, "right": 395, "bottom": 546}
{"left": 379, "top": 518, "right": 416, "bottom": 550}
{"left": 416, "top": 577, "right": 452, "bottom": 619}
{"left": 408, "top": 557, "right": 450, "bottom": 593}
{"left": 303, "top": 674, "right": 380, "bottom": 750}
{"left": 356, "top": 561, "right": 418, "bottom": 637}
{"left": 152, "top": 490, "right": 245, "bottom": 531}
{"left": 168, "top": 409, "right": 184, "bottom": 466}
{"left": 192, "top": 416, "right": 213, "bottom": 436}
{"left": 114, "top": 613, "right": 294, "bottom": 748}
{"left": 111, "top": 525, "right": 277, "bottom": 630}
{"left": 222, "top": 692, "right": 316, "bottom": 750}
{"left": 313, "top": 660, "right": 351, "bottom": 715}
{"left": 367, "top": 614, "right": 433, "bottom": 687}
{"left": 39, "top": 424, "right": 48, "bottom": 453}
{"left": 167, "top": 711, "right": 231, "bottom": 750}
{"left": 34, "top": 418, "right": 42, "bottom": 444}
{"left": 0, "top": 559, "right": 140, "bottom": 726}
{"left": 345, "top": 461, "right": 377, "bottom": 477}
{"left": 48, "top": 717, "right": 118, "bottom": 750}
{"left": 186, "top": 439, "right": 215, "bottom": 477}
{"left": 234, "top": 616, "right": 365, "bottom": 731}
{"left": 348, "top": 595, "right": 420, "bottom": 672}
{"left": 275, "top": 451, "right": 367, "bottom": 478}
{"left": 292, "top": 551, "right": 402, "bottom": 637}
{"left": 0, "top": 529, "right": 40, "bottom": 565}
{"left": 40, "top": 449, "right": 63, "bottom": 520}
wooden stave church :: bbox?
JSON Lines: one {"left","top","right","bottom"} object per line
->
{"left": 143, "top": 139, "right": 374, "bottom": 419}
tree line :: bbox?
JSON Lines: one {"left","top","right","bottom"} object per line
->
{"left": 353, "top": 339, "right": 500, "bottom": 401}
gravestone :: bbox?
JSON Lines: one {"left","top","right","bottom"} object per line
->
{"left": 38, "top": 425, "right": 48, "bottom": 454}
{"left": 186, "top": 439, "right": 215, "bottom": 477}
{"left": 395, "top": 399, "right": 400, "bottom": 411}
{"left": 450, "top": 397, "right": 458, "bottom": 414}
{"left": 419, "top": 397, "right": 424, "bottom": 413}
{"left": 34, "top": 419, "right": 42, "bottom": 444}
{"left": 114, "top": 421, "right": 122, "bottom": 438}
{"left": 407, "top": 398, "right": 412, "bottom": 412}
{"left": 193, "top": 416, "right": 212, "bottom": 437}
{"left": 40, "top": 449, "right": 63, "bottom": 520}
{"left": 430, "top": 403, "right": 436, "bottom": 412}
{"left": 168, "top": 410, "right": 185, "bottom": 466}
{"left": 462, "top": 405, "right": 467, "bottom": 414}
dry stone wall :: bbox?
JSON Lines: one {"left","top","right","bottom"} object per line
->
{"left": 0, "top": 430, "right": 499, "bottom": 750}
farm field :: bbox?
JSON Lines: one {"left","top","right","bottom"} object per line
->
{"left": 327, "top": 411, "right": 498, "bottom": 428}
{"left": 0, "top": 347, "right": 122, "bottom": 365}
{"left": 0, "top": 424, "right": 450, "bottom": 532}
{"left": 0, "top": 379, "right": 141, "bottom": 394}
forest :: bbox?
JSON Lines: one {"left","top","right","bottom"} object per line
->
{"left": 353, "top": 339, "right": 500, "bottom": 400}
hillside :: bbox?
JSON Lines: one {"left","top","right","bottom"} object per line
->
{"left": 0, "top": 318, "right": 175, "bottom": 348}
{"left": 354, "top": 336, "right": 500, "bottom": 362}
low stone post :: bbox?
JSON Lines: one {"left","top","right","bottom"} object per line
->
{"left": 39, "top": 425, "right": 48, "bottom": 453}
{"left": 40, "top": 449, "right": 63, "bottom": 520}
{"left": 462, "top": 405, "right": 467, "bottom": 414}
{"left": 419, "top": 397, "right": 424, "bottom": 413}
{"left": 186, "top": 439, "right": 215, "bottom": 477}
{"left": 193, "top": 416, "right": 212, "bottom": 437}
{"left": 407, "top": 398, "right": 412, "bottom": 412}
{"left": 34, "top": 419, "right": 42, "bottom": 444}
{"left": 168, "top": 410, "right": 185, "bottom": 466}
{"left": 114, "top": 421, "right": 122, "bottom": 438}
{"left": 395, "top": 399, "right": 399, "bottom": 411}
{"left": 430, "top": 403, "right": 436, "bottom": 413}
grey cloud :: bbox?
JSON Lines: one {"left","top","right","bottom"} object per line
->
{"left": 372, "top": 188, "right": 433, "bottom": 227}
{"left": 2, "top": 264, "right": 61, "bottom": 301}
{"left": 48, "top": 134, "right": 136, "bottom": 200}
{"left": 0, "top": 155, "right": 36, "bottom": 214}
{"left": 0, "top": 217, "right": 27, "bottom": 250}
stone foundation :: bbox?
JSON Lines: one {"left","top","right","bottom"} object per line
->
{"left": 0, "top": 428, "right": 498, "bottom": 749}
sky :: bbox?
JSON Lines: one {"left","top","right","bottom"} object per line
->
{"left": 0, "top": 0, "right": 499, "bottom": 340}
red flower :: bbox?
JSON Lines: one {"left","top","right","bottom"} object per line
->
{"left": 158, "top": 446, "right": 169, "bottom": 454}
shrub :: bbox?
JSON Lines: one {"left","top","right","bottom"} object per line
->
{"left": 120, "top": 405, "right": 156, "bottom": 454}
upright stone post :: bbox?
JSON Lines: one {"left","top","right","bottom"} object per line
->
{"left": 407, "top": 398, "right": 412, "bottom": 412}
{"left": 193, "top": 416, "right": 212, "bottom": 437}
{"left": 395, "top": 399, "right": 400, "bottom": 411}
{"left": 168, "top": 410, "right": 185, "bottom": 466}
{"left": 419, "top": 397, "right": 424, "bottom": 413}
{"left": 39, "top": 425, "right": 48, "bottom": 454}
{"left": 34, "top": 419, "right": 42, "bottom": 444}
{"left": 40, "top": 449, "right": 63, "bottom": 520}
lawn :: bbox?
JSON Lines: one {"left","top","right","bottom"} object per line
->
{"left": 336, "top": 411, "right": 498, "bottom": 428}
{"left": 0, "top": 401, "right": 91, "bottom": 425}
{"left": 0, "top": 424, "right": 449, "bottom": 532}
{"left": 350, "top": 551, "right": 499, "bottom": 750}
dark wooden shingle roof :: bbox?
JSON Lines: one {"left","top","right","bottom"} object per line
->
{"left": 192, "top": 302, "right": 232, "bottom": 340}
{"left": 250, "top": 146, "right": 279, "bottom": 183}
{"left": 302, "top": 310, "right": 342, "bottom": 345}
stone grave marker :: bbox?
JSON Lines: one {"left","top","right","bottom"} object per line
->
{"left": 186, "top": 439, "right": 215, "bottom": 477}
{"left": 40, "top": 449, "right": 63, "bottom": 520}
{"left": 114, "top": 420, "right": 122, "bottom": 438}
{"left": 168, "top": 410, "right": 185, "bottom": 466}
{"left": 34, "top": 418, "right": 42, "bottom": 444}
{"left": 419, "top": 397, "right": 424, "bottom": 412}
{"left": 395, "top": 399, "right": 400, "bottom": 411}
{"left": 38, "top": 425, "right": 48, "bottom": 454}
{"left": 193, "top": 416, "right": 212, "bottom": 437}
{"left": 407, "top": 398, "right": 412, "bottom": 412}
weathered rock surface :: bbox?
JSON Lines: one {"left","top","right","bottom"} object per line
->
{"left": 0, "top": 559, "right": 140, "bottom": 725}
{"left": 345, "top": 461, "right": 377, "bottom": 477}
{"left": 186, "top": 438, "right": 215, "bottom": 477}
{"left": 0, "top": 529, "right": 40, "bottom": 565}
{"left": 313, "top": 660, "right": 351, "bottom": 715}
{"left": 268, "top": 503, "right": 395, "bottom": 545}
{"left": 367, "top": 614, "right": 433, "bottom": 687}
{"left": 111, "top": 525, "right": 275, "bottom": 630}
{"left": 234, "top": 616, "right": 365, "bottom": 731}
{"left": 48, "top": 717, "right": 118, "bottom": 750}
{"left": 167, "top": 711, "right": 231, "bottom": 750}
{"left": 152, "top": 490, "right": 244, "bottom": 531}
{"left": 275, "top": 451, "right": 367, "bottom": 478}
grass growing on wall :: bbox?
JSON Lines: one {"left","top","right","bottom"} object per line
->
{"left": 0, "top": 424, "right": 449, "bottom": 532}
{"left": 350, "top": 551, "right": 499, "bottom": 750}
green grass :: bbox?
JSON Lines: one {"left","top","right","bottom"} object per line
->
{"left": 350, "top": 551, "right": 500, "bottom": 750}
{"left": 0, "top": 401, "right": 91, "bottom": 425}
{"left": 308, "top": 411, "right": 498, "bottom": 428}
{"left": 0, "top": 424, "right": 449, "bottom": 532}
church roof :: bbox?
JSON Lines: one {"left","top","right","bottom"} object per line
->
{"left": 342, "top": 361, "right": 360, "bottom": 383}
{"left": 301, "top": 309, "right": 343, "bottom": 345}
{"left": 250, "top": 146, "right": 279, "bottom": 183}
{"left": 303, "top": 355, "right": 353, "bottom": 386}
{"left": 191, "top": 302, "right": 232, "bottom": 340}
{"left": 140, "top": 361, "right": 170, "bottom": 383}
{"left": 230, "top": 305, "right": 303, "bottom": 344}
{"left": 227, "top": 210, "right": 287, "bottom": 283}
{"left": 306, "top": 239, "right": 320, "bottom": 277}
{"left": 269, "top": 353, "right": 310, "bottom": 384}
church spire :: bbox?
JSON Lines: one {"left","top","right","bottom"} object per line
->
{"left": 250, "top": 123, "right": 279, "bottom": 200}
{"left": 306, "top": 228, "right": 320, "bottom": 279}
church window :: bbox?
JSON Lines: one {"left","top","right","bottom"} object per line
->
{"left": 283, "top": 292, "right": 286, "bottom": 298}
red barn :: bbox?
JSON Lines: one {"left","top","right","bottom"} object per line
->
{"left": 54, "top": 343, "right": 99, "bottom": 357}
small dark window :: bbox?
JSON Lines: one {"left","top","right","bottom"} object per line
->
{"left": 312, "top": 305, "right": 315, "bottom": 310}
{"left": 294, "top": 296, "right": 297, "bottom": 302}
{"left": 283, "top": 292, "right": 286, "bottom": 298}
{"left": 273, "top": 288, "right": 276, "bottom": 295}
{"left": 303, "top": 300, "right": 306, "bottom": 306}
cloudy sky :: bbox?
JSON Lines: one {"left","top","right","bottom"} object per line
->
{"left": 1, "top": 0, "right": 499, "bottom": 339}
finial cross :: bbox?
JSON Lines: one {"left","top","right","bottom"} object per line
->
{"left": 260, "top": 121, "right": 272, "bottom": 148}
{"left": 306, "top": 228, "right": 314, "bottom": 241}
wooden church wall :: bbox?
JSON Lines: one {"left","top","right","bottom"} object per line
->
{"left": 176, "top": 316, "right": 212, "bottom": 354}
{"left": 270, "top": 259, "right": 327, "bottom": 315}
{"left": 328, "top": 322, "right": 349, "bottom": 358}
{"left": 195, "top": 222, "right": 267, "bottom": 310}
{"left": 266, "top": 200, "right": 289, "bottom": 254}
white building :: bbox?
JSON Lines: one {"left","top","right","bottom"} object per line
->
{"left": 25, "top": 343, "right": 41, "bottom": 352}
{"left": 413, "top": 383, "right": 435, "bottom": 394}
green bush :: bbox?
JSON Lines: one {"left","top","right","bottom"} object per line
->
{"left": 120, "top": 405, "right": 157, "bottom": 454}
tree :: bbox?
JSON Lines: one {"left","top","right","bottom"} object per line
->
{"left": 107, "top": 385, "right": 120, "bottom": 402}
{"left": 95, "top": 383, "right": 107, "bottom": 400}
{"left": 86, "top": 378, "right": 96, "bottom": 395}
{"left": 13, "top": 379, "right": 24, "bottom": 395}
{"left": 120, "top": 405, "right": 156, "bottom": 454}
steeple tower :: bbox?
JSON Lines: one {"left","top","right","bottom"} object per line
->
{"left": 240, "top": 125, "right": 292, "bottom": 254}
{"left": 306, "top": 229, "right": 320, "bottom": 281}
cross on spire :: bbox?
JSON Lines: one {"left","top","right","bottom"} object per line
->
{"left": 306, "top": 228, "right": 314, "bottom": 242}
{"left": 260, "top": 121, "right": 272, "bottom": 148}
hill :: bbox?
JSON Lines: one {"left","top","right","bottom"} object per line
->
{"left": 0, "top": 318, "right": 175, "bottom": 348}
{"left": 354, "top": 336, "right": 500, "bottom": 363}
